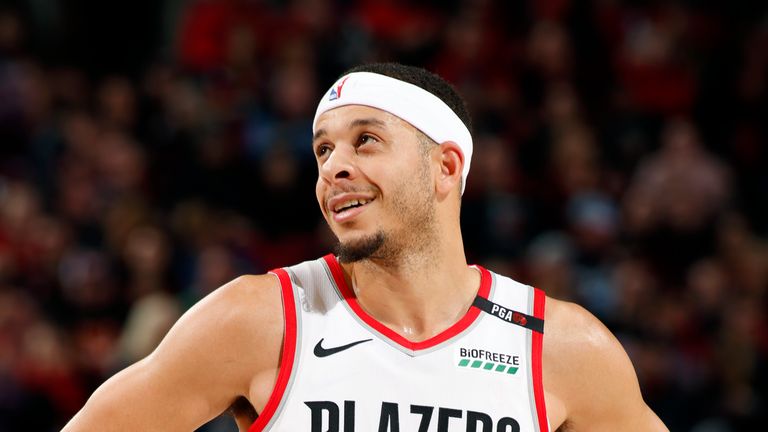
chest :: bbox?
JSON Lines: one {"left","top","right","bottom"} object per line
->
{"left": 251, "top": 257, "right": 548, "bottom": 432}
{"left": 280, "top": 313, "right": 534, "bottom": 431}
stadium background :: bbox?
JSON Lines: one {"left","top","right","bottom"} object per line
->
{"left": 0, "top": 0, "right": 766, "bottom": 430}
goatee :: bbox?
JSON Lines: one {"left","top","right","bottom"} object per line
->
{"left": 335, "top": 231, "right": 387, "bottom": 263}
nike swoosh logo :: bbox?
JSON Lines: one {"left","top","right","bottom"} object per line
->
{"left": 313, "top": 338, "right": 373, "bottom": 357}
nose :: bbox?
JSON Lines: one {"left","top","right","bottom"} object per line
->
{"left": 319, "top": 145, "right": 355, "bottom": 183}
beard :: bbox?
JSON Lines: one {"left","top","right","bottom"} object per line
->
{"left": 335, "top": 231, "right": 387, "bottom": 263}
{"left": 333, "top": 173, "right": 436, "bottom": 265}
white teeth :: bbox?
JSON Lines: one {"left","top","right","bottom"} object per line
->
{"left": 334, "top": 199, "right": 371, "bottom": 212}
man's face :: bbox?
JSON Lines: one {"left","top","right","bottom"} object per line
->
{"left": 313, "top": 105, "right": 436, "bottom": 263}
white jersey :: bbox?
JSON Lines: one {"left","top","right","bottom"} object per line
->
{"left": 249, "top": 255, "right": 548, "bottom": 432}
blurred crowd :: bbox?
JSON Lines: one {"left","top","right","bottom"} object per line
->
{"left": 0, "top": 0, "right": 766, "bottom": 431}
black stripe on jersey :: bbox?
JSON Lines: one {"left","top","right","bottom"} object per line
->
{"left": 473, "top": 296, "right": 545, "bottom": 334}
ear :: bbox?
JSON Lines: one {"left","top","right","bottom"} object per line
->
{"left": 434, "top": 141, "right": 464, "bottom": 198}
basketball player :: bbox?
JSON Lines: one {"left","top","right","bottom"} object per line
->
{"left": 63, "top": 64, "right": 668, "bottom": 431}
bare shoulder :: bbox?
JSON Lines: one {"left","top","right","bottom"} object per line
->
{"left": 542, "top": 297, "right": 667, "bottom": 432}
{"left": 158, "top": 273, "right": 284, "bottom": 367}
{"left": 145, "top": 273, "right": 285, "bottom": 402}
{"left": 63, "top": 273, "right": 285, "bottom": 431}
{"left": 172, "top": 273, "right": 284, "bottom": 351}
{"left": 543, "top": 298, "right": 623, "bottom": 370}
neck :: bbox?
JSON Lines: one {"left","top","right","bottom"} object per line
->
{"left": 340, "top": 231, "right": 480, "bottom": 342}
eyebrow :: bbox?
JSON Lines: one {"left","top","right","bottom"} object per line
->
{"left": 312, "top": 117, "right": 388, "bottom": 142}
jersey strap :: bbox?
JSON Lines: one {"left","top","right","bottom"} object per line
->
{"left": 248, "top": 268, "right": 299, "bottom": 432}
{"left": 530, "top": 287, "right": 549, "bottom": 432}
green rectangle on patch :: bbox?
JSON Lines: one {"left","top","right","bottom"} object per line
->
{"left": 495, "top": 364, "right": 506, "bottom": 372}
{"left": 471, "top": 360, "right": 483, "bottom": 368}
{"left": 483, "top": 362, "right": 494, "bottom": 370}
{"left": 506, "top": 367, "right": 519, "bottom": 374}
{"left": 458, "top": 359, "right": 470, "bottom": 367}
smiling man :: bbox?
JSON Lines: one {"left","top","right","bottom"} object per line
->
{"left": 63, "top": 64, "right": 668, "bottom": 432}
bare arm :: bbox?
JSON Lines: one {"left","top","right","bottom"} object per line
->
{"left": 543, "top": 299, "right": 668, "bottom": 431}
{"left": 62, "top": 274, "right": 284, "bottom": 432}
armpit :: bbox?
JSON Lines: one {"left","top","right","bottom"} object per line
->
{"left": 228, "top": 396, "right": 257, "bottom": 429}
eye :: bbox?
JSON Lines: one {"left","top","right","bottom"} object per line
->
{"left": 357, "top": 134, "right": 378, "bottom": 146}
{"left": 315, "top": 143, "right": 332, "bottom": 158}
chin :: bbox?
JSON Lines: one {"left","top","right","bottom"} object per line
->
{"left": 334, "top": 231, "right": 386, "bottom": 263}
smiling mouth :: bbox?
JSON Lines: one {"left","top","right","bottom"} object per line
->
{"left": 333, "top": 198, "right": 374, "bottom": 214}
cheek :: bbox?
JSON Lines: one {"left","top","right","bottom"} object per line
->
{"left": 315, "top": 179, "right": 326, "bottom": 214}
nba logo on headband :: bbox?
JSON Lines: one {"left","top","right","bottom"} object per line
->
{"left": 328, "top": 76, "right": 350, "bottom": 101}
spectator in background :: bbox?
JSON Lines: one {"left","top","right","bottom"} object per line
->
{"left": 0, "top": 1, "right": 765, "bottom": 430}
{"left": 626, "top": 119, "right": 730, "bottom": 234}
{"left": 624, "top": 119, "right": 731, "bottom": 283}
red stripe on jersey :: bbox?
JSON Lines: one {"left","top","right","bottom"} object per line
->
{"left": 531, "top": 287, "right": 549, "bottom": 432}
{"left": 323, "top": 254, "right": 491, "bottom": 351}
{"left": 248, "top": 268, "right": 297, "bottom": 432}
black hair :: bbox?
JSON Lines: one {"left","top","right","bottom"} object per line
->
{"left": 342, "top": 63, "right": 473, "bottom": 134}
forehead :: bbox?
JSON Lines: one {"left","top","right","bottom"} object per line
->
{"left": 314, "top": 105, "right": 416, "bottom": 136}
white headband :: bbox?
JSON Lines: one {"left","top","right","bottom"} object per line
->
{"left": 313, "top": 72, "right": 473, "bottom": 194}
